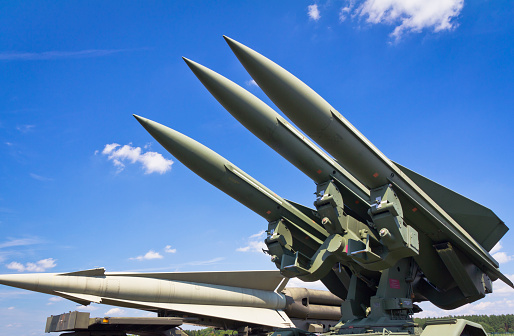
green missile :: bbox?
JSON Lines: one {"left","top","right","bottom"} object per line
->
{"left": 182, "top": 57, "right": 370, "bottom": 218}
{"left": 223, "top": 36, "right": 513, "bottom": 288}
{"left": 223, "top": 35, "right": 396, "bottom": 190}
{"left": 133, "top": 115, "right": 328, "bottom": 245}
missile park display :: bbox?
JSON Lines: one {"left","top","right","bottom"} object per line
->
{"left": 0, "top": 36, "right": 511, "bottom": 336}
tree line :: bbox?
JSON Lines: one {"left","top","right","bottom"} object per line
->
{"left": 414, "top": 315, "right": 514, "bottom": 333}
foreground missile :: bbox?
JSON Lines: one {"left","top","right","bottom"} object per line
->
{"left": 0, "top": 268, "right": 343, "bottom": 331}
{"left": 223, "top": 36, "right": 512, "bottom": 287}
{"left": 182, "top": 57, "right": 370, "bottom": 218}
{"left": 133, "top": 115, "right": 329, "bottom": 251}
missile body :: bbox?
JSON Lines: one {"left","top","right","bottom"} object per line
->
{"left": 0, "top": 269, "right": 343, "bottom": 330}
{"left": 133, "top": 115, "right": 328, "bottom": 252}
{"left": 223, "top": 36, "right": 509, "bottom": 286}
{"left": 182, "top": 57, "right": 370, "bottom": 218}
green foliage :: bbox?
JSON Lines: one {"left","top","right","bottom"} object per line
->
{"left": 183, "top": 327, "right": 237, "bottom": 336}
{"left": 414, "top": 314, "right": 514, "bottom": 333}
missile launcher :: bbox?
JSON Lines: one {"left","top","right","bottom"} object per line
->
{"left": 0, "top": 36, "right": 510, "bottom": 336}
{"left": 135, "top": 37, "right": 511, "bottom": 335}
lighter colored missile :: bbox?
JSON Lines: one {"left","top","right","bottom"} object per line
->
{"left": 223, "top": 36, "right": 513, "bottom": 287}
{"left": 182, "top": 57, "right": 370, "bottom": 217}
{"left": 133, "top": 115, "right": 328, "bottom": 245}
{"left": 0, "top": 268, "right": 342, "bottom": 330}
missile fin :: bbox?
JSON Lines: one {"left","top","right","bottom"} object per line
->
{"left": 101, "top": 297, "right": 294, "bottom": 328}
{"left": 108, "top": 270, "right": 284, "bottom": 291}
{"left": 60, "top": 267, "right": 105, "bottom": 277}
{"left": 54, "top": 290, "right": 102, "bottom": 305}
{"left": 284, "top": 199, "right": 320, "bottom": 223}
{"left": 394, "top": 162, "right": 508, "bottom": 251}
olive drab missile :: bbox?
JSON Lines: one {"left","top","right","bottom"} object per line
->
{"left": 133, "top": 115, "right": 358, "bottom": 299}
{"left": 182, "top": 57, "right": 371, "bottom": 219}
{"left": 135, "top": 36, "right": 512, "bottom": 334}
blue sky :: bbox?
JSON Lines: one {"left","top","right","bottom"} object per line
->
{"left": 1, "top": 1, "right": 513, "bottom": 334}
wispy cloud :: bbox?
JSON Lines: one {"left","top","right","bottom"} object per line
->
{"left": 165, "top": 245, "right": 177, "bottom": 254}
{"left": 130, "top": 250, "right": 163, "bottom": 261}
{"left": 0, "top": 237, "right": 43, "bottom": 262}
{"left": 0, "top": 290, "right": 33, "bottom": 297}
{"left": 29, "top": 173, "right": 53, "bottom": 182}
{"left": 6, "top": 258, "right": 57, "bottom": 272}
{"left": 0, "top": 238, "right": 42, "bottom": 249}
{"left": 340, "top": 0, "right": 464, "bottom": 40}
{"left": 105, "top": 308, "right": 125, "bottom": 316}
{"left": 47, "top": 297, "right": 64, "bottom": 305}
{"left": 16, "top": 124, "right": 35, "bottom": 133}
{"left": 0, "top": 49, "right": 135, "bottom": 61}
{"left": 236, "top": 230, "right": 267, "bottom": 253}
{"left": 99, "top": 143, "right": 173, "bottom": 174}
{"left": 185, "top": 257, "right": 225, "bottom": 266}
{"left": 308, "top": 4, "right": 321, "bottom": 21}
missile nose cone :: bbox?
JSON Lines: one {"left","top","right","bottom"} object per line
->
{"left": 182, "top": 57, "right": 214, "bottom": 82}
{"left": 0, "top": 273, "right": 42, "bottom": 291}
{"left": 182, "top": 56, "right": 194, "bottom": 67}
{"left": 132, "top": 115, "right": 174, "bottom": 147}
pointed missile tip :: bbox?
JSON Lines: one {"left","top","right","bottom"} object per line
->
{"left": 223, "top": 35, "right": 237, "bottom": 48}
{"left": 133, "top": 114, "right": 144, "bottom": 123}
{"left": 132, "top": 115, "right": 155, "bottom": 129}
{"left": 182, "top": 57, "right": 200, "bottom": 71}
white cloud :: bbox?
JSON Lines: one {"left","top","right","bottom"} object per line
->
{"left": 493, "top": 252, "right": 513, "bottom": 264}
{"left": 7, "top": 306, "right": 14, "bottom": 310}
{"left": 493, "top": 274, "right": 514, "bottom": 295}
{"left": 164, "top": 245, "right": 177, "bottom": 254}
{"left": 100, "top": 143, "right": 173, "bottom": 174}
{"left": 490, "top": 241, "right": 513, "bottom": 264}
{"left": 47, "top": 297, "right": 64, "bottom": 305}
{"left": 287, "top": 277, "right": 328, "bottom": 291}
{"left": 308, "top": 4, "right": 321, "bottom": 21}
{"left": 130, "top": 250, "right": 163, "bottom": 261}
{"left": 77, "top": 304, "right": 99, "bottom": 311}
{"left": 6, "top": 258, "right": 57, "bottom": 272}
{"left": 245, "top": 79, "right": 258, "bottom": 87}
{"left": 491, "top": 241, "right": 503, "bottom": 255}
{"left": 341, "top": 0, "right": 464, "bottom": 40}
{"left": 105, "top": 308, "right": 125, "bottom": 316}
{"left": 237, "top": 231, "right": 267, "bottom": 253}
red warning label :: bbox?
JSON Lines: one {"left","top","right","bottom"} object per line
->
{"left": 389, "top": 278, "right": 401, "bottom": 289}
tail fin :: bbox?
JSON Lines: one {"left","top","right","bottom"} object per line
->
{"left": 394, "top": 162, "right": 508, "bottom": 251}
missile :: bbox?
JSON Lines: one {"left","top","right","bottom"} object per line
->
{"left": 222, "top": 36, "right": 513, "bottom": 288}
{"left": 133, "top": 115, "right": 329, "bottom": 252}
{"left": 0, "top": 268, "right": 343, "bottom": 331}
{"left": 182, "top": 57, "right": 371, "bottom": 218}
